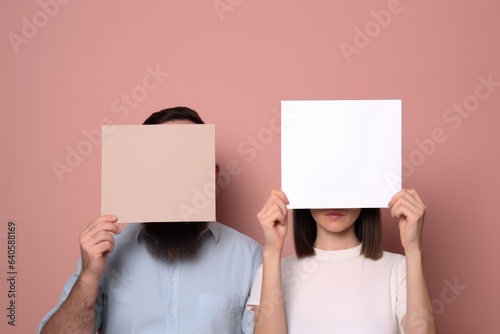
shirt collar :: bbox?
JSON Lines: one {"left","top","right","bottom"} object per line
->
{"left": 206, "top": 221, "right": 220, "bottom": 243}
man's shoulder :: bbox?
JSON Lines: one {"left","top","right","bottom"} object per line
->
{"left": 213, "top": 222, "right": 262, "bottom": 250}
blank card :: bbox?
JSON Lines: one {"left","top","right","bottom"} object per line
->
{"left": 281, "top": 100, "right": 401, "bottom": 208}
{"left": 101, "top": 124, "right": 215, "bottom": 222}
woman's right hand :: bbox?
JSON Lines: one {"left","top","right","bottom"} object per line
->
{"left": 257, "top": 190, "right": 289, "bottom": 254}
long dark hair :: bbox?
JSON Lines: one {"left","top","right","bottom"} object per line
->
{"left": 142, "top": 106, "right": 205, "bottom": 125}
{"left": 293, "top": 208, "right": 382, "bottom": 260}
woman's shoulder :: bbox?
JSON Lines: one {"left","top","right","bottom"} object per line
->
{"left": 282, "top": 253, "right": 299, "bottom": 260}
{"left": 379, "top": 250, "right": 406, "bottom": 267}
{"left": 381, "top": 250, "right": 405, "bottom": 259}
{"left": 280, "top": 253, "right": 301, "bottom": 268}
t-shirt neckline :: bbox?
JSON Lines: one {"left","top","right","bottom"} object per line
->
{"left": 313, "top": 243, "right": 362, "bottom": 261}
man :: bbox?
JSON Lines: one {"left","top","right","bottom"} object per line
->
{"left": 39, "top": 107, "right": 263, "bottom": 334}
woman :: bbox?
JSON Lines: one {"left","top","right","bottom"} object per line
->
{"left": 248, "top": 189, "right": 436, "bottom": 333}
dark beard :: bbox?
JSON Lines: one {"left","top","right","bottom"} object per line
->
{"left": 140, "top": 222, "right": 208, "bottom": 263}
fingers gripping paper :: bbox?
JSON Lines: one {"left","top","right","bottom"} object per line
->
{"left": 281, "top": 100, "right": 401, "bottom": 209}
{"left": 101, "top": 124, "right": 215, "bottom": 222}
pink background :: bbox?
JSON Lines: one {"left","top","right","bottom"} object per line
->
{"left": 1, "top": 1, "right": 499, "bottom": 333}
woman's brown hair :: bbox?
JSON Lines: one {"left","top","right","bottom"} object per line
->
{"left": 293, "top": 208, "right": 383, "bottom": 260}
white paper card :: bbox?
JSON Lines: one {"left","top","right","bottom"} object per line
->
{"left": 101, "top": 124, "right": 215, "bottom": 222}
{"left": 281, "top": 100, "right": 401, "bottom": 208}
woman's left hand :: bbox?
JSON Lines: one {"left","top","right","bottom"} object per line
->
{"left": 388, "top": 189, "right": 427, "bottom": 254}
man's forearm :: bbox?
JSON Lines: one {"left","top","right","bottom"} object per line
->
{"left": 41, "top": 276, "right": 99, "bottom": 334}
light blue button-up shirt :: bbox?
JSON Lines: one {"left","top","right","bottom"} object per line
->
{"left": 39, "top": 222, "right": 263, "bottom": 334}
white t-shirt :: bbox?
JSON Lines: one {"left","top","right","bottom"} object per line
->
{"left": 247, "top": 244, "right": 406, "bottom": 334}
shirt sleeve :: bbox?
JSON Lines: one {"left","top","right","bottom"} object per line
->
{"left": 37, "top": 259, "right": 103, "bottom": 334}
{"left": 246, "top": 263, "right": 264, "bottom": 311}
{"left": 242, "top": 243, "right": 263, "bottom": 334}
{"left": 396, "top": 256, "right": 407, "bottom": 333}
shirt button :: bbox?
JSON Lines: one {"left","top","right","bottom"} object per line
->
{"left": 169, "top": 306, "right": 175, "bottom": 312}
{"left": 171, "top": 277, "right": 176, "bottom": 282}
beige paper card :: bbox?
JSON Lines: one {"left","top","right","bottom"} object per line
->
{"left": 101, "top": 124, "right": 215, "bottom": 222}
